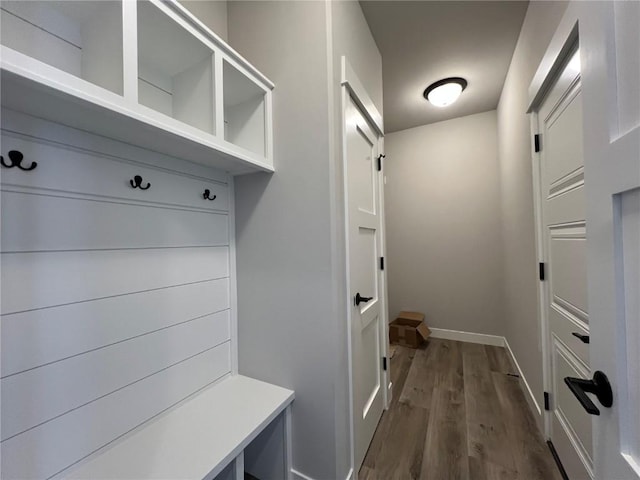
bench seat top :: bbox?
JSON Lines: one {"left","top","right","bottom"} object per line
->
{"left": 63, "top": 375, "right": 295, "bottom": 480}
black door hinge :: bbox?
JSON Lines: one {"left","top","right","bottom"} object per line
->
{"left": 380, "top": 257, "right": 385, "bottom": 270}
{"left": 539, "top": 262, "right": 546, "bottom": 281}
{"left": 377, "top": 154, "right": 385, "bottom": 171}
{"left": 534, "top": 134, "right": 541, "bottom": 153}
{"left": 544, "top": 391, "right": 550, "bottom": 411}
{"left": 382, "top": 357, "right": 388, "bottom": 371}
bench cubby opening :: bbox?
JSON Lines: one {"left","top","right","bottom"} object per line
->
{"left": 137, "top": 0, "right": 215, "bottom": 134}
{"left": 223, "top": 60, "right": 266, "bottom": 157}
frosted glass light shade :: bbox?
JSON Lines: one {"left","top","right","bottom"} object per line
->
{"left": 423, "top": 77, "right": 467, "bottom": 108}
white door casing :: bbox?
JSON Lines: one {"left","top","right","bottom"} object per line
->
{"left": 530, "top": 3, "right": 640, "bottom": 479}
{"left": 345, "top": 92, "right": 385, "bottom": 471}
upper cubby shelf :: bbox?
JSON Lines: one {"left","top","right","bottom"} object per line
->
{"left": 0, "top": 0, "right": 274, "bottom": 175}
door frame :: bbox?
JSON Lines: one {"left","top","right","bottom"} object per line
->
{"left": 340, "top": 55, "right": 389, "bottom": 477}
{"left": 527, "top": 12, "right": 581, "bottom": 441}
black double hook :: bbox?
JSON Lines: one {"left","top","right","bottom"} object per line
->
{"left": 1, "top": 150, "right": 37, "bottom": 171}
{"left": 203, "top": 189, "right": 217, "bottom": 201}
{"left": 130, "top": 175, "right": 150, "bottom": 190}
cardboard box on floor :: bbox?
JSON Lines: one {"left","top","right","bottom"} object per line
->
{"left": 389, "top": 311, "right": 431, "bottom": 348}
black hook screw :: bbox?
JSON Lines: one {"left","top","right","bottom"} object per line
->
{"left": 203, "top": 189, "right": 217, "bottom": 201}
{"left": 1, "top": 150, "right": 37, "bottom": 171}
{"left": 130, "top": 175, "right": 150, "bottom": 190}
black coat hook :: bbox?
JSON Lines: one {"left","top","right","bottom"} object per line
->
{"left": 1, "top": 150, "right": 37, "bottom": 171}
{"left": 130, "top": 175, "right": 150, "bottom": 190}
{"left": 203, "top": 189, "right": 217, "bottom": 201}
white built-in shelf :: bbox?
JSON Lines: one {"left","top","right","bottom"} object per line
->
{"left": 62, "top": 375, "right": 295, "bottom": 480}
{"left": 0, "top": 0, "right": 274, "bottom": 175}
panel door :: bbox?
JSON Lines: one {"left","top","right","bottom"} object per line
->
{"left": 580, "top": 1, "right": 640, "bottom": 478}
{"left": 345, "top": 94, "right": 384, "bottom": 470}
{"left": 538, "top": 47, "right": 594, "bottom": 479}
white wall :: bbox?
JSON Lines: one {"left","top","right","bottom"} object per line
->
{"left": 228, "top": 1, "right": 381, "bottom": 479}
{"left": 497, "top": 0, "right": 569, "bottom": 422}
{"left": 228, "top": 4, "right": 335, "bottom": 479}
{"left": 385, "top": 110, "right": 504, "bottom": 336}
{"left": 178, "top": 0, "right": 227, "bottom": 41}
{"left": 328, "top": 2, "right": 383, "bottom": 476}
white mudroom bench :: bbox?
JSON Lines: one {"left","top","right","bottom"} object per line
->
{"left": 62, "top": 375, "right": 294, "bottom": 480}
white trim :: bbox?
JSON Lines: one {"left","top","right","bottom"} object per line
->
{"left": 122, "top": 0, "right": 138, "bottom": 103}
{"left": 214, "top": 53, "right": 225, "bottom": 139}
{"left": 378, "top": 135, "right": 390, "bottom": 412}
{"left": 340, "top": 56, "right": 384, "bottom": 136}
{"left": 341, "top": 78, "right": 356, "bottom": 480}
{"left": 228, "top": 177, "right": 239, "bottom": 375}
{"left": 527, "top": 7, "right": 579, "bottom": 112}
{"left": 264, "top": 89, "right": 274, "bottom": 167}
{"left": 504, "top": 338, "right": 543, "bottom": 418}
{"left": 291, "top": 469, "right": 316, "bottom": 480}
{"left": 530, "top": 106, "right": 551, "bottom": 436}
{"left": 233, "top": 451, "right": 245, "bottom": 480}
{"left": 429, "top": 328, "right": 505, "bottom": 346}
{"left": 284, "top": 406, "right": 293, "bottom": 480}
{"left": 528, "top": 3, "right": 582, "bottom": 440}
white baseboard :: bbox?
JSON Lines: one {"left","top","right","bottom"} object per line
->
{"left": 429, "top": 327, "right": 505, "bottom": 346}
{"left": 291, "top": 469, "right": 315, "bottom": 480}
{"left": 291, "top": 468, "right": 352, "bottom": 480}
{"left": 503, "top": 338, "right": 542, "bottom": 417}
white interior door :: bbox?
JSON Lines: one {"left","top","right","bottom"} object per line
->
{"left": 580, "top": 1, "right": 640, "bottom": 479}
{"left": 345, "top": 93, "right": 384, "bottom": 471}
{"left": 537, "top": 46, "right": 594, "bottom": 479}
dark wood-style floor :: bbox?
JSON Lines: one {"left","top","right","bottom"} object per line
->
{"left": 360, "top": 339, "right": 563, "bottom": 480}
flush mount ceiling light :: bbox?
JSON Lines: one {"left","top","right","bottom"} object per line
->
{"left": 423, "top": 77, "right": 468, "bottom": 107}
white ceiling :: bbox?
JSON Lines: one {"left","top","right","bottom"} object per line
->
{"left": 360, "top": 1, "right": 529, "bottom": 133}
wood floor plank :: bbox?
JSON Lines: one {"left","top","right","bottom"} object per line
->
{"left": 491, "top": 372, "right": 563, "bottom": 480}
{"left": 362, "top": 345, "right": 414, "bottom": 469}
{"left": 463, "top": 343, "right": 516, "bottom": 472}
{"left": 391, "top": 345, "right": 415, "bottom": 403}
{"left": 359, "top": 465, "right": 378, "bottom": 480}
{"left": 484, "top": 345, "right": 515, "bottom": 375}
{"left": 420, "top": 340, "right": 467, "bottom": 479}
{"left": 370, "top": 402, "right": 429, "bottom": 480}
{"left": 468, "top": 455, "right": 519, "bottom": 480}
{"left": 399, "top": 339, "right": 443, "bottom": 408}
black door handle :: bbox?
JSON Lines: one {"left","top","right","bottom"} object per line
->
{"left": 564, "top": 371, "right": 613, "bottom": 415}
{"left": 571, "top": 332, "right": 590, "bottom": 344}
{"left": 354, "top": 293, "right": 373, "bottom": 306}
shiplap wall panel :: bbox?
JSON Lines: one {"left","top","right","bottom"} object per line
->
{"left": 1, "top": 343, "right": 231, "bottom": 480}
{"left": 2, "top": 310, "right": 231, "bottom": 441}
{"left": 1, "top": 246, "right": 229, "bottom": 314}
{"left": 0, "top": 110, "right": 234, "bottom": 479}
{"left": 2, "top": 278, "right": 230, "bottom": 377}
{"left": 0, "top": 132, "right": 229, "bottom": 212}
{"left": 1, "top": 191, "right": 229, "bottom": 252}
